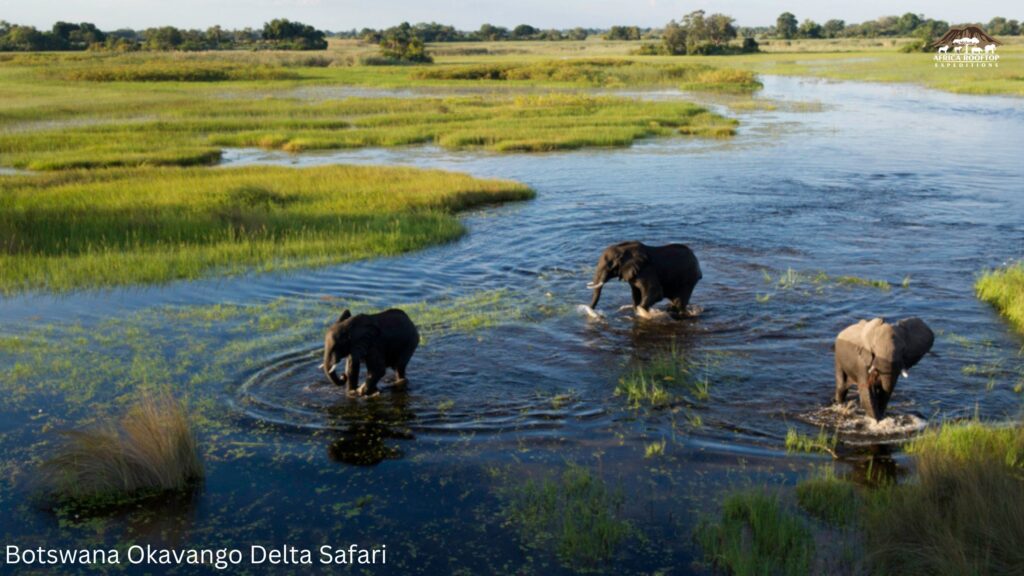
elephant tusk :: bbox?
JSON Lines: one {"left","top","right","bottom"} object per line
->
{"left": 317, "top": 363, "right": 324, "bottom": 370}
{"left": 586, "top": 282, "right": 604, "bottom": 289}
{"left": 329, "top": 363, "right": 339, "bottom": 374}
{"left": 901, "top": 369, "right": 909, "bottom": 378}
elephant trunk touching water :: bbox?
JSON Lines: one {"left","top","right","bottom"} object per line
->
{"left": 833, "top": 317, "right": 934, "bottom": 421}
{"left": 588, "top": 241, "right": 702, "bottom": 316}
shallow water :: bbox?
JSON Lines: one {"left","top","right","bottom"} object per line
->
{"left": 1, "top": 76, "right": 1023, "bottom": 573}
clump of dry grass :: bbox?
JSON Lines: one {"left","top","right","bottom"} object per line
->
{"left": 41, "top": 393, "right": 203, "bottom": 504}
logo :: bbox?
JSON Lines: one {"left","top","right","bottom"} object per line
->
{"left": 931, "top": 26, "right": 1000, "bottom": 68}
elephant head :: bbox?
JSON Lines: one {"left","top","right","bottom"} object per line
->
{"left": 322, "top": 310, "right": 381, "bottom": 387}
{"left": 587, "top": 241, "right": 648, "bottom": 309}
{"left": 856, "top": 317, "right": 934, "bottom": 420}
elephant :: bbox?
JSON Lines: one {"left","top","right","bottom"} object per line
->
{"left": 321, "top": 309, "right": 420, "bottom": 397}
{"left": 833, "top": 317, "right": 934, "bottom": 421}
{"left": 587, "top": 241, "right": 702, "bottom": 318}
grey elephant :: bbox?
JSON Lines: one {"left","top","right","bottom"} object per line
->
{"left": 834, "top": 317, "right": 934, "bottom": 421}
{"left": 321, "top": 309, "right": 420, "bottom": 397}
{"left": 587, "top": 241, "right": 702, "bottom": 318}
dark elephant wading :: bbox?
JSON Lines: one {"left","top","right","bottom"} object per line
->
{"left": 834, "top": 317, "right": 934, "bottom": 421}
{"left": 322, "top": 309, "right": 420, "bottom": 397}
{"left": 588, "top": 241, "right": 702, "bottom": 317}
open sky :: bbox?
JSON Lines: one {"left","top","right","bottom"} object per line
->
{"left": 0, "top": 0, "right": 1015, "bottom": 31}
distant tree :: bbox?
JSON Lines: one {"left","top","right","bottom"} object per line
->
{"left": 379, "top": 21, "right": 432, "bottom": 62}
{"left": 512, "top": 24, "right": 537, "bottom": 39}
{"left": 144, "top": 26, "right": 184, "bottom": 50}
{"left": 987, "top": 17, "right": 1021, "bottom": 35}
{"left": 776, "top": 12, "right": 798, "bottom": 39}
{"left": 707, "top": 13, "right": 737, "bottom": 45}
{"left": 605, "top": 25, "right": 641, "bottom": 40}
{"left": 567, "top": 27, "right": 588, "bottom": 40}
{"left": 897, "top": 13, "right": 922, "bottom": 35}
{"left": 477, "top": 23, "right": 508, "bottom": 41}
{"left": 798, "top": 19, "right": 822, "bottom": 39}
{"left": 662, "top": 20, "right": 687, "bottom": 54}
{"left": 822, "top": 19, "right": 846, "bottom": 38}
{"left": 261, "top": 18, "right": 327, "bottom": 49}
{"left": 0, "top": 24, "right": 50, "bottom": 51}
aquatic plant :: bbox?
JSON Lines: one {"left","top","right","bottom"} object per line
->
{"left": 506, "top": 464, "right": 630, "bottom": 569}
{"left": 794, "top": 466, "right": 859, "bottom": 527}
{"left": 0, "top": 165, "right": 532, "bottom": 293}
{"left": 695, "top": 490, "right": 814, "bottom": 576}
{"left": 863, "top": 420, "right": 1024, "bottom": 574}
{"left": 616, "top": 342, "right": 715, "bottom": 409}
{"left": 976, "top": 262, "right": 1024, "bottom": 335}
{"left": 785, "top": 427, "right": 839, "bottom": 459}
{"left": 40, "top": 393, "right": 203, "bottom": 504}
{"left": 644, "top": 439, "right": 666, "bottom": 458}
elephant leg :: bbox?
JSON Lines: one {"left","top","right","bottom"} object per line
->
{"left": 834, "top": 360, "right": 849, "bottom": 404}
{"left": 630, "top": 284, "right": 642, "bottom": 308}
{"left": 394, "top": 349, "right": 415, "bottom": 388}
{"left": 638, "top": 287, "right": 660, "bottom": 312}
{"left": 358, "top": 356, "right": 386, "bottom": 397}
{"left": 344, "top": 357, "right": 360, "bottom": 396}
{"left": 671, "top": 283, "right": 697, "bottom": 313}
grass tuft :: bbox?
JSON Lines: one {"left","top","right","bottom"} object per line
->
{"left": 506, "top": 464, "right": 630, "bottom": 570}
{"left": 616, "top": 341, "right": 714, "bottom": 409}
{"left": 976, "top": 262, "right": 1024, "bottom": 335}
{"left": 863, "top": 420, "right": 1024, "bottom": 575}
{"left": 795, "top": 466, "right": 859, "bottom": 527}
{"left": 696, "top": 490, "right": 814, "bottom": 576}
{"left": 40, "top": 393, "right": 202, "bottom": 505}
{"left": 785, "top": 427, "right": 839, "bottom": 459}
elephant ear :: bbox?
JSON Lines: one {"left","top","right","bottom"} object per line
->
{"left": 338, "top": 309, "right": 352, "bottom": 323}
{"left": 620, "top": 250, "right": 649, "bottom": 283}
{"left": 896, "top": 317, "right": 934, "bottom": 369}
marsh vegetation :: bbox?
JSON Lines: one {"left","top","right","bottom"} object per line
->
{"left": 0, "top": 165, "right": 532, "bottom": 292}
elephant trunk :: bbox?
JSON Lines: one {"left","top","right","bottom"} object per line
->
{"left": 587, "top": 266, "right": 611, "bottom": 309}
{"left": 323, "top": 351, "right": 345, "bottom": 387}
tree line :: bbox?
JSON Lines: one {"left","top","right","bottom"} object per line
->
{"left": 345, "top": 22, "right": 597, "bottom": 43}
{"left": 0, "top": 19, "right": 327, "bottom": 52}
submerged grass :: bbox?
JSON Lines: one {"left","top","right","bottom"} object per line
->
{"left": 505, "top": 464, "right": 630, "bottom": 570}
{"left": 976, "top": 262, "right": 1024, "bottom": 335}
{"left": 0, "top": 165, "right": 532, "bottom": 293}
{"left": 40, "top": 393, "right": 202, "bottom": 505}
{"left": 615, "top": 341, "right": 713, "bottom": 409}
{"left": 696, "top": 490, "right": 814, "bottom": 576}
{"left": 785, "top": 427, "right": 839, "bottom": 459}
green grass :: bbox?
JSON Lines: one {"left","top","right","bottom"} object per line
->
{"left": 644, "top": 439, "right": 666, "bottom": 458}
{"left": 615, "top": 342, "right": 713, "bottom": 409}
{"left": 976, "top": 262, "right": 1024, "bottom": 335}
{"left": 795, "top": 466, "right": 859, "bottom": 527}
{"left": 0, "top": 165, "right": 533, "bottom": 293}
{"left": 505, "top": 464, "right": 630, "bottom": 570}
{"left": 0, "top": 51, "right": 747, "bottom": 171}
{"left": 905, "top": 419, "right": 1024, "bottom": 469}
{"left": 863, "top": 420, "right": 1024, "bottom": 575}
{"left": 785, "top": 427, "right": 839, "bottom": 459}
{"left": 696, "top": 490, "right": 814, "bottom": 576}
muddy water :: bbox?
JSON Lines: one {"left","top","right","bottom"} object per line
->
{"left": 1, "top": 76, "right": 1022, "bottom": 573}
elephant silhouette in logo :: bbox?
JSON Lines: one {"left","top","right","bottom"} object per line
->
{"left": 953, "top": 46, "right": 962, "bottom": 53}
{"left": 984, "top": 44, "right": 996, "bottom": 53}
{"left": 937, "top": 45, "right": 949, "bottom": 53}
{"left": 971, "top": 46, "right": 983, "bottom": 54}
